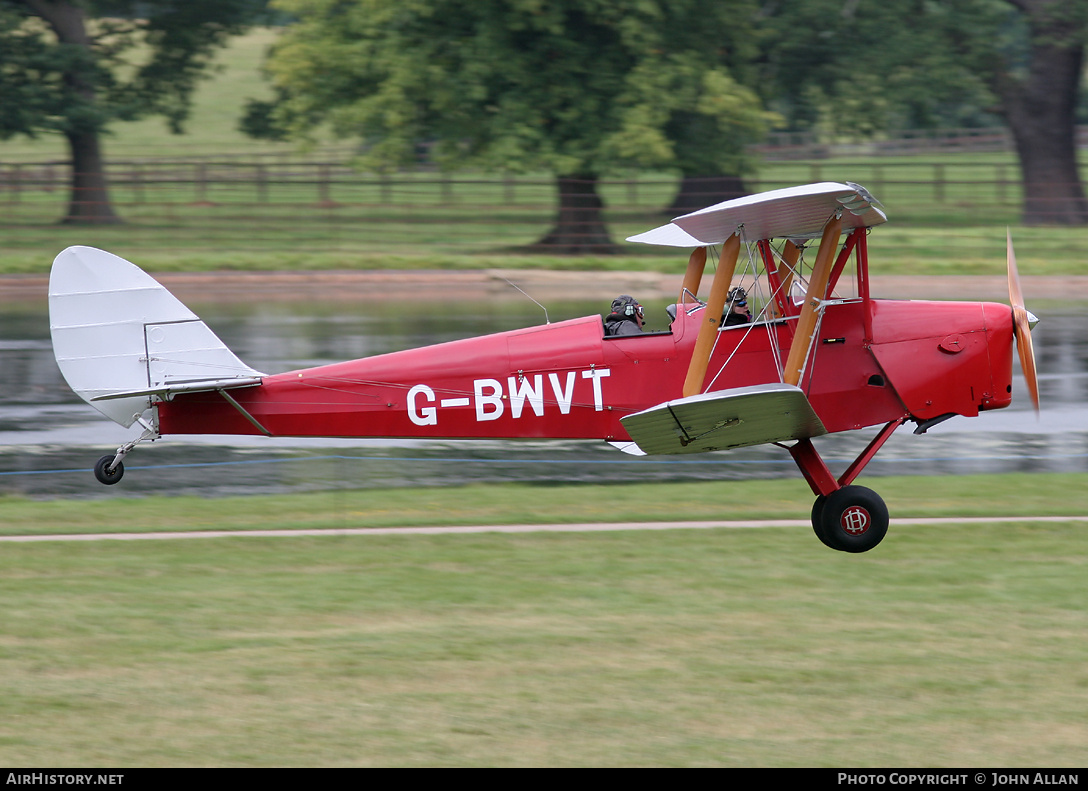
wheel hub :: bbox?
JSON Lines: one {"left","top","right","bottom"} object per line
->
{"left": 840, "top": 505, "right": 871, "bottom": 536}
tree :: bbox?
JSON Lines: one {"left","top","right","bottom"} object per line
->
{"left": 252, "top": 0, "right": 774, "bottom": 252}
{"left": 980, "top": 0, "right": 1088, "bottom": 224}
{"left": 757, "top": 0, "right": 1088, "bottom": 225}
{"left": 0, "top": 1, "right": 262, "bottom": 223}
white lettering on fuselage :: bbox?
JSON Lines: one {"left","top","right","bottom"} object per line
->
{"left": 407, "top": 369, "right": 609, "bottom": 426}
{"left": 407, "top": 384, "right": 437, "bottom": 426}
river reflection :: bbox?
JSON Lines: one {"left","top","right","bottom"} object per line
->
{"left": 1, "top": 296, "right": 1085, "bottom": 499}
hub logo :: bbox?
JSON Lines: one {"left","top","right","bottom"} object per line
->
{"left": 841, "top": 506, "right": 871, "bottom": 536}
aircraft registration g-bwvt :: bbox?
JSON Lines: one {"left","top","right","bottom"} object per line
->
{"left": 49, "top": 182, "right": 1039, "bottom": 552}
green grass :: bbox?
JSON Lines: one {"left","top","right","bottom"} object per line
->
{"left": 0, "top": 28, "right": 294, "bottom": 161}
{"left": 0, "top": 202, "right": 1076, "bottom": 277}
{"left": 2, "top": 473, "right": 1088, "bottom": 536}
{"left": 1, "top": 474, "right": 1086, "bottom": 766}
{"left": 0, "top": 498, "right": 1086, "bottom": 765}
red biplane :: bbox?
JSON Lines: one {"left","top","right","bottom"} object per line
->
{"left": 49, "top": 182, "right": 1039, "bottom": 552}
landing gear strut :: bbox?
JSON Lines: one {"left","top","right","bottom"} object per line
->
{"left": 92, "top": 415, "right": 159, "bottom": 486}
{"left": 789, "top": 416, "right": 907, "bottom": 553}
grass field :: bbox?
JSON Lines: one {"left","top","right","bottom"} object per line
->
{"left": 4, "top": 473, "right": 1088, "bottom": 536}
{"left": 1, "top": 169, "right": 1078, "bottom": 277}
{"left": 0, "top": 475, "right": 1086, "bottom": 766}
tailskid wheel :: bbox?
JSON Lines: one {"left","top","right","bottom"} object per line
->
{"left": 92, "top": 417, "right": 158, "bottom": 486}
{"left": 811, "top": 485, "right": 889, "bottom": 553}
{"left": 94, "top": 454, "right": 124, "bottom": 486}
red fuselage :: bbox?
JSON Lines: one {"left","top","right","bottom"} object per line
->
{"left": 156, "top": 298, "right": 1015, "bottom": 442}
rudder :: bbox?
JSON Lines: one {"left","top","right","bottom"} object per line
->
{"left": 49, "top": 246, "right": 264, "bottom": 428}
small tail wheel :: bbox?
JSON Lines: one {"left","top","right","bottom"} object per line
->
{"left": 817, "top": 485, "right": 889, "bottom": 553}
{"left": 94, "top": 454, "right": 124, "bottom": 486}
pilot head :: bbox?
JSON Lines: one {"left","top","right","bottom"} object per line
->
{"left": 610, "top": 295, "right": 644, "bottom": 325}
{"left": 724, "top": 287, "right": 751, "bottom": 324}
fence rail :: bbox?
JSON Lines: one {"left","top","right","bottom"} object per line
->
{"left": 0, "top": 159, "right": 1030, "bottom": 207}
{"left": 2, "top": 150, "right": 1085, "bottom": 265}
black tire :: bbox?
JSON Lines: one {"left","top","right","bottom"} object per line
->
{"left": 94, "top": 454, "right": 124, "bottom": 485}
{"left": 810, "top": 494, "right": 836, "bottom": 549}
{"left": 818, "top": 485, "right": 889, "bottom": 553}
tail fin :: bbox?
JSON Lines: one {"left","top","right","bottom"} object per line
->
{"left": 49, "top": 246, "right": 264, "bottom": 428}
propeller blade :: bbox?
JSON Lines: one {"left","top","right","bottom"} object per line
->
{"left": 1007, "top": 229, "right": 1024, "bottom": 309}
{"left": 1007, "top": 231, "right": 1040, "bottom": 412}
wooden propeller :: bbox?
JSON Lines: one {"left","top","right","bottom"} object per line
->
{"left": 1007, "top": 230, "right": 1040, "bottom": 413}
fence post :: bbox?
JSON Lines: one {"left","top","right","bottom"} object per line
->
{"left": 319, "top": 164, "right": 331, "bottom": 205}
{"left": 257, "top": 163, "right": 268, "bottom": 203}
{"left": 195, "top": 163, "right": 209, "bottom": 203}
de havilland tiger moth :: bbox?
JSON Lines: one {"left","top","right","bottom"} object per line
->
{"left": 48, "top": 182, "right": 1040, "bottom": 552}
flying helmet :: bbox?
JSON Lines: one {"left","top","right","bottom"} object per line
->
{"left": 610, "top": 295, "right": 644, "bottom": 319}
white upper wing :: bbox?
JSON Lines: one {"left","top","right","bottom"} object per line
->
{"left": 627, "top": 182, "right": 886, "bottom": 247}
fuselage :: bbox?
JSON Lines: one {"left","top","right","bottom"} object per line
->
{"left": 156, "top": 297, "right": 1015, "bottom": 442}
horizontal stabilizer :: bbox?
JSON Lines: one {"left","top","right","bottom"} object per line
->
{"left": 90, "top": 377, "right": 264, "bottom": 402}
{"left": 619, "top": 383, "right": 827, "bottom": 455}
{"left": 49, "top": 246, "right": 265, "bottom": 428}
{"left": 607, "top": 440, "right": 647, "bottom": 456}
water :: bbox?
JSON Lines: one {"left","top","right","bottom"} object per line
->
{"left": 1, "top": 295, "right": 1085, "bottom": 499}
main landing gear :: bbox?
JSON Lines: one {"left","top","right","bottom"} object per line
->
{"left": 788, "top": 416, "right": 907, "bottom": 553}
{"left": 810, "top": 486, "right": 889, "bottom": 553}
{"left": 92, "top": 416, "right": 159, "bottom": 486}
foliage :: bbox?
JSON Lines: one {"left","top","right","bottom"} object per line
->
{"left": 0, "top": 1, "right": 268, "bottom": 140}
{"left": 759, "top": 0, "right": 1088, "bottom": 138}
{"left": 757, "top": 0, "right": 1007, "bottom": 137}
{"left": 258, "top": 0, "right": 776, "bottom": 179}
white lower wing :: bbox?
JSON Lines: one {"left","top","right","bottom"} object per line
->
{"left": 619, "top": 383, "right": 827, "bottom": 455}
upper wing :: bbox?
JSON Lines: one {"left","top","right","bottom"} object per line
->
{"left": 627, "top": 182, "right": 886, "bottom": 247}
{"left": 619, "top": 383, "right": 827, "bottom": 455}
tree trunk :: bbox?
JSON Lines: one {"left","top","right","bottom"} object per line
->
{"left": 1000, "top": 3, "right": 1088, "bottom": 225}
{"left": 26, "top": 0, "right": 122, "bottom": 224}
{"left": 530, "top": 175, "right": 619, "bottom": 254}
{"left": 63, "top": 128, "right": 121, "bottom": 224}
{"left": 667, "top": 175, "right": 748, "bottom": 216}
